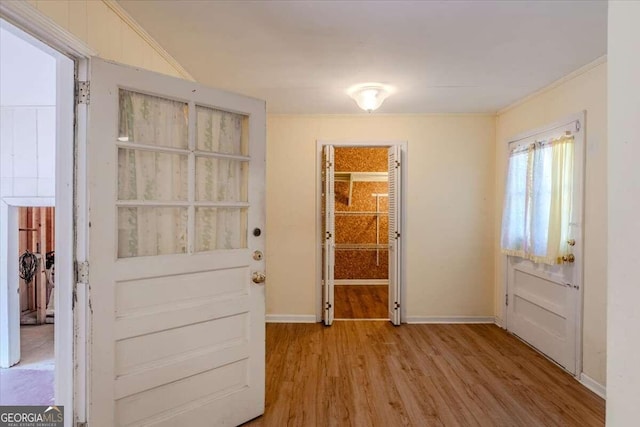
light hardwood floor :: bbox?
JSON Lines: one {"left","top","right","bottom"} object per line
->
{"left": 244, "top": 322, "right": 604, "bottom": 427}
{"left": 334, "top": 285, "right": 388, "bottom": 319}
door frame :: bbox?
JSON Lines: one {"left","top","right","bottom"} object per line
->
{"left": 500, "top": 111, "right": 586, "bottom": 377}
{"left": 0, "top": 198, "right": 54, "bottom": 365}
{"left": 0, "top": 2, "right": 94, "bottom": 425}
{"left": 315, "top": 140, "right": 408, "bottom": 323}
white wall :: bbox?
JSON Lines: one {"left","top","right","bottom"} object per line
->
{"left": 495, "top": 62, "right": 607, "bottom": 386}
{"left": 607, "top": 1, "right": 640, "bottom": 423}
{"left": 0, "top": 26, "right": 57, "bottom": 199}
{"left": 266, "top": 114, "right": 496, "bottom": 320}
{"left": 0, "top": 27, "right": 55, "bottom": 106}
{"left": 1, "top": 107, "right": 56, "bottom": 198}
{"left": 24, "top": 0, "right": 191, "bottom": 79}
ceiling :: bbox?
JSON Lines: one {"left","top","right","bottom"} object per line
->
{"left": 117, "top": 0, "right": 607, "bottom": 114}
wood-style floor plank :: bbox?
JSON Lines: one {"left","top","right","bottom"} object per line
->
{"left": 334, "top": 285, "right": 388, "bottom": 319}
{"left": 244, "top": 322, "right": 604, "bottom": 427}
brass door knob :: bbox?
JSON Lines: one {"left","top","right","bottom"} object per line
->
{"left": 252, "top": 272, "right": 266, "bottom": 284}
{"left": 562, "top": 254, "right": 575, "bottom": 263}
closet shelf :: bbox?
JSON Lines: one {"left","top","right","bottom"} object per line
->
{"left": 323, "top": 243, "right": 389, "bottom": 251}
{"left": 335, "top": 211, "right": 388, "bottom": 216}
{"left": 335, "top": 171, "right": 388, "bottom": 206}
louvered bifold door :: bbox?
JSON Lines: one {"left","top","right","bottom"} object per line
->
{"left": 323, "top": 145, "right": 335, "bottom": 325}
{"left": 388, "top": 145, "right": 402, "bottom": 325}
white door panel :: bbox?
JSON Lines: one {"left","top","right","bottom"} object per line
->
{"left": 506, "top": 117, "right": 584, "bottom": 375}
{"left": 508, "top": 259, "right": 576, "bottom": 371}
{"left": 86, "top": 58, "right": 265, "bottom": 426}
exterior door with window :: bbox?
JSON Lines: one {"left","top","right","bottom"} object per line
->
{"left": 85, "top": 58, "right": 266, "bottom": 425}
{"left": 502, "top": 117, "right": 584, "bottom": 375}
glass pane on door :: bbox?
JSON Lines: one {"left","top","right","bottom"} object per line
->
{"left": 119, "top": 89, "right": 188, "bottom": 149}
{"left": 118, "top": 207, "right": 188, "bottom": 257}
{"left": 195, "top": 207, "right": 248, "bottom": 251}
{"left": 195, "top": 157, "right": 248, "bottom": 202}
{"left": 196, "top": 106, "right": 248, "bottom": 155}
{"left": 118, "top": 148, "right": 188, "bottom": 201}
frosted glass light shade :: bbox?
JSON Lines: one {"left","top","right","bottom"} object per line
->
{"left": 348, "top": 83, "right": 393, "bottom": 112}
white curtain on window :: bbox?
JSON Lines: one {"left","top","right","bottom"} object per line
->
{"left": 117, "top": 90, "right": 189, "bottom": 258}
{"left": 195, "top": 107, "right": 248, "bottom": 252}
{"left": 117, "top": 92, "right": 249, "bottom": 258}
{"left": 501, "top": 135, "right": 574, "bottom": 265}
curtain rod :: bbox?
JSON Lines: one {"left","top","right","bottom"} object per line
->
{"left": 508, "top": 119, "right": 580, "bottom": 145}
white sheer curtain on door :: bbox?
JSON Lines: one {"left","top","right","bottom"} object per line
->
{"left": 117, "top": 90, "right": 189, "bottom": 257}
{"left": 117, "top": 91, "right": 249, "bottom": 258}
{"left": 194, "top": 106, "right": 248, "bottom": 252}
{"left": 501, "top": 135, "right": 574, "bottom": 265}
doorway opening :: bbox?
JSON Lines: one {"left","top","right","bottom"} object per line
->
{"left": 0, "top": 17, "right": 74, "bottom": 411}
{"left": 19, "top": 207, "right": 56, "bottom": 326}
{"left": 318, "top": 141, "right": 406, "bottom": 326}
{"left": 333, "top": 147, "right": 389, "bottom": 319}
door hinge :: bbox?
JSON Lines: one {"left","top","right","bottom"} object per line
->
{"left": 75, "top": 261, "right": 89, "bottom": 284}
{"left": 76, "top": 81, "right": 90, "bottom": 104}
{"left": 325, "top": 161, "right": 333, "bottom": 169}
{"left": 325, "top": 302, "right": 332, "bottom": 309}
{"left": 326, "top": 231, "right": 332, "bottom": 240}
{"left": 395, "top": 231, "right": 401, "bottom": 239}
{"left": 505, "top": 294, "right": 509, "bottom": 307}
{"left": 394, "top": 302, "right": 400, "bottom": 310}
{"left": 395, "top": 160, "right": 400, "bottom": 169}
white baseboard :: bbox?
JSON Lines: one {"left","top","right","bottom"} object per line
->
{"left": 579, "top": 373, "right": 606, "bottom": 399}
{"left": 335, "top": 279, "right": 388, "bottom": 286}
{"left": 265, "top": 314, "right": 317, "bottom": 323}
{"left": 406, "top": 316, "right": 496, "bottom": 324}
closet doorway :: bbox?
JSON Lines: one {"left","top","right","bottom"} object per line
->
{"left": 317, "top": 141, "right": 406, "bottom": 326}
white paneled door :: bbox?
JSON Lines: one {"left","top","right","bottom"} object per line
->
{"left": 506, "top": 117, "right": 584, "bottom": 375}
{"left": 85, "top": 58, "right": 266, "bottom": 426}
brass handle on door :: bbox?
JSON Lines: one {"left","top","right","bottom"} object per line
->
{"left": 252, "top": 272, "right": 266, "bottom": 284}
{"left": 562, "top": 254, "right": 575, "bottom": 263}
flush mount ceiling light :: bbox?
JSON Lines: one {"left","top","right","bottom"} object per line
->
{"left": 347, "top": 83, "right": 394, "bottom": 112}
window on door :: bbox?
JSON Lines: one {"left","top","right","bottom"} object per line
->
{"left": 501, "top": 134, "right": 574, "bottom": 265}
{"left": 116, "top": 89, "right": 249, "bottom": 258}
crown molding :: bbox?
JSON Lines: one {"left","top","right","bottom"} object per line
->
{"left": 0, "top": 0, "right": 95, "bottom": 58}
{"left": 102, "top": 0, "right": 194, "bottom": 81}
{"left": 498, "top": 55, "right": 607, "bottom": 116}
